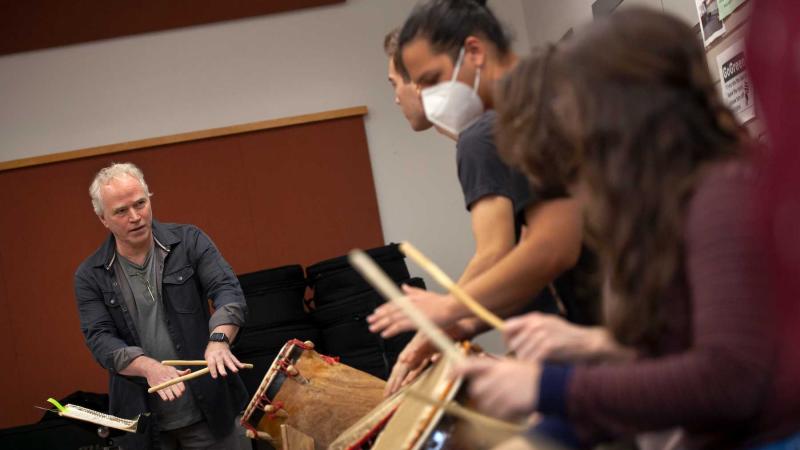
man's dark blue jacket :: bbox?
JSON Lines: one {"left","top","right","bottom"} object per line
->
{"left": 74, "top": 220, "right": 248, "bottom": 449}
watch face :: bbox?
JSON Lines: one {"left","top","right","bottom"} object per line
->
{"left": 210, "top": 332, "right": 228, "bottom": 342}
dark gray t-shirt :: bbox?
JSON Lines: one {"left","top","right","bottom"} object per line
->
{"left": 116, "top": 248, "right": 203, "bottom": 431}
{"left": 456, "top": 110, "right": 534, "bottom": 238}
{"left": 456, "top": 110, "right": 600, "bottom": 324}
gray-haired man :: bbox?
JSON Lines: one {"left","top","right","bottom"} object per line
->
{"left": 74, "top": 162, "right": 248, "bottom": 449}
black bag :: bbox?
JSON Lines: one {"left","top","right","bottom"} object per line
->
{"left": 306, "top": 244, "right": 410, "bottom": 308}
{"left": 310, "top": 270, "right": 425, "bottom": 379}
{"left": 237, "top": 264, "right": 309, "bottom": 327}
{"left": 234, "top": 321, "right": 322, "bottom": 359}
{"left": 234, "top": 265, "right": 320, "bottom": 356}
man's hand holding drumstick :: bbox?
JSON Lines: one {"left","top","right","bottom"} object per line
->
{"left": 204, "top": 324, "right": 246, "bottom": 379}
{"left": 119, "top": 356, "right": 192, "bottom": 402}
{"left": 139, "top": 325, "right": 252, "bottom": 396}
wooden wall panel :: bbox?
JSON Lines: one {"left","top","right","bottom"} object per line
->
{"left": 237, "top": 118, "right": 383, "bottom": 267}
{"left": 0, "top": 251, "right": 26, "bottom": 428}
{"left": 0, "top": 114, "right": 383, "bottom": 428}
{"left": 0, "top": 0, "right": 345, "bottom": 56}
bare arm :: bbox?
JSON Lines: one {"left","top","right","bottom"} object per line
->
{"left": 458, "top": 195, "right": 518, "bottom": 284}
{"left": 369, "top": 199, "right": 582, "bottom": 338}
{"left": 421, "top": 198, "right": 583, "bottom": 326}
{"left": 459, "top": 198, "right": 582, "bottom": 317}
{"left": 368, "top": 195, "right": 517, "bottom": 336}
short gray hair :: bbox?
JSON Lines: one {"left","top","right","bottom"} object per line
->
{"left": 89, "top": 162, "right": 152, "bottom": 216}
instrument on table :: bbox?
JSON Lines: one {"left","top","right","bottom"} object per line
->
{"left": 43, "top": 397, "right": 149, "bottom": 434}
{"left": 241, "top": 339, "right": 386, "bottom": 450}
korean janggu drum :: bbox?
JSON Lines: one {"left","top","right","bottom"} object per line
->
{"left": 241, "top": 339, "right": 386, "bottom": 449}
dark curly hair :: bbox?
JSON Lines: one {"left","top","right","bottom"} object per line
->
{"left": 496, "top": 8, "right": 745, "bottom": 350}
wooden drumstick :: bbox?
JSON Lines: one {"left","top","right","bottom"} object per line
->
{"left": 148, "top": 368, "right": 210, "bottom": 393}
{"left": 148, "top": 363, "right": 254, "bottom": 393}
{"left": 161, "top": 360, "right": 254, "bottom": 368}
{"left": 399, "top": 242, "right": 506, "bottom": 331}
{"left": 403, "top": 388, "right": 526, "bottom": 434}
{"left": 161, "top": 360, "right": 205, "bottom": 366}
{"left": 349, "top": 250, "right": 466, "bottom": 364}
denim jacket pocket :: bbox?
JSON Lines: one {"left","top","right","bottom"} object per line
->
{"left": 102, "top": 290, "right": 122, "bottom": 309}
{"left": 163, "top": 265, "right": 198, "bottom": 313}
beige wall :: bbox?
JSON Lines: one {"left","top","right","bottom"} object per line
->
{"left": 520, "top": 0, "right": 699, "bottom": 47}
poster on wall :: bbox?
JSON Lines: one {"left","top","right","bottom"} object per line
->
{"left": 717, "top": 39, "right": 755, "bottom": 123}
{"left": 696, "top": 0, "right": 726, "bottom": 47}
{"left": 718, "top": 0, "right": 747, "bottom": 21}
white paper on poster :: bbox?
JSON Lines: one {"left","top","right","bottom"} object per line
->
{"left": 696, "top": 0, "right": 727, "bottom": 47}
{"left": 716, "top": 39, "right": 755, "bottom": 123}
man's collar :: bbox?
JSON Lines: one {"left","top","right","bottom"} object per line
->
{"left": 152, "top": 220, "right": 180, "bottom": 251}
{"left": 93, "top": 219, "right": 180, "bottom": 270}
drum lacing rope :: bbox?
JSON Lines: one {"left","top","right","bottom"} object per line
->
{"left": 241, "top": 419, "right": 258, "bottom": 435}
{"left": 255, "top": 394, "right": 286, "bottom": 421}
{"left": 289, "top": 338, "right": 313, "bottom": 350}
{"left": 287, "top": 338, "right": 338, "bottom": 364}
{"left": 277, "top": 358, "right": 291, "bottom": 372}
{"left": 266, "top": 400, "right": 286, "bottom": 420}
{"left": 320, "top": 354, "right": 340, "bottom": 365}
{"left": 255, "top": 392, "right": 271, "bottom": 411}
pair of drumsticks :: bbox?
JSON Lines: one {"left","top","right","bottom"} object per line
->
{"left": 148, "top": 361, "right": 253, "bottom": 394}
{"left": 356, "top": 242, "right": 565, "bottom": 348}
{"left": 350, "top": 241, "right": 510, "bottom": 363}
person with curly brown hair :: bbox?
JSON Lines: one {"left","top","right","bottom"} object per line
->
{"left": 454, "top": 7, "right": 800, "bottom": 449}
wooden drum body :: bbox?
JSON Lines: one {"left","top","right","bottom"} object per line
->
{"left": 242, "top": 339, "right": 386, "bottom": 449}
{"left": 331, "top": 343, "right": 491, "bottom": 450}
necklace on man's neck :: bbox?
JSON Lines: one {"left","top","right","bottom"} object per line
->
{"left": 117, "top": 239, "right": 153, "bottom": 266}
{"left": 119, "top": 245, "right": 157, "bottom": 304}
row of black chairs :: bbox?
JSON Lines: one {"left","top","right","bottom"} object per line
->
{"left": 233, "top": 243, "right": 423, "bottom": 397}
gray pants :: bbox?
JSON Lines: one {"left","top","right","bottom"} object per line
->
{"left": 159, "top": 418, "right": 251, "bottom": 450}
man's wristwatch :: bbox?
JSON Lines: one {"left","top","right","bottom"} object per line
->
{"left": 209, "top": 332, "right": 230, "bottom": 344}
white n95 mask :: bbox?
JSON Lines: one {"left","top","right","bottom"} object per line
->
{"left": 420, "top": 47, "right": 484, "bottom": 137}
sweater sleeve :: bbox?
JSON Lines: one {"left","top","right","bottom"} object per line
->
{"left": 562, "top": 165, "right": 776, "bottom": 441}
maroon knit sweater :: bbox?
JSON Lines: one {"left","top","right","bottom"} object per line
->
{"left": 561, "top": 162, "right": 800, "bottom": 448}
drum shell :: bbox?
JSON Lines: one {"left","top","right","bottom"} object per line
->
{"left": 242, "top": 341, "right": 386, "bottom": 450}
